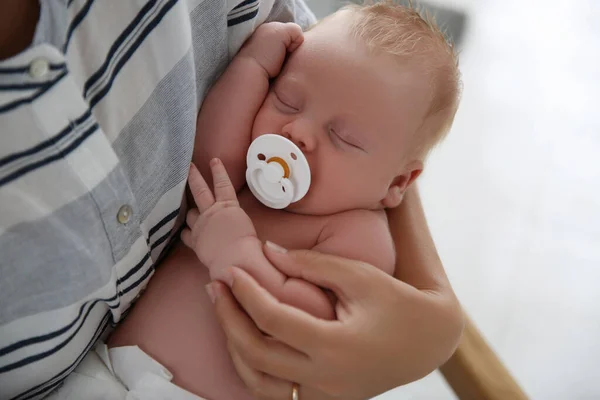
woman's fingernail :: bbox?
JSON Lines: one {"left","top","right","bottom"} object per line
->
{"left": 265, "top": 241, "right": 287, "bottom": 253}
{"left": 205, "top": 283, "right": 217, "bottom": 303}
{"left": 223, "top": 268, "right": 234, "bottom": 287}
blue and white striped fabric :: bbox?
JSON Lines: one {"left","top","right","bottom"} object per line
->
{"left": 0, "top": 0, "right": 315, "bottom": 398}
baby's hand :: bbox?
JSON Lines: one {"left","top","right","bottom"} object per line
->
{"left": 181, "top": 160, "right": 257, "bottom": 277}
{"left": 238, "top": 22, "right": 304, "bottom": 78}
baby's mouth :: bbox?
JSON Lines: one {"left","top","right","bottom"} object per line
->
{"left": 247, "top": 134, "right": 311, "bottom": 209}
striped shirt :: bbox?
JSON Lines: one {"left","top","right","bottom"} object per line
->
{"left": 0, "top": 0, "right": 315, "bottom": 398}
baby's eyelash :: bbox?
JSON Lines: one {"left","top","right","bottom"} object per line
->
{"left": 275, "top": 92, "right": 298, "bottom": 112}
{"left": 329, "top": 127, "right": 361, "bottom": 150}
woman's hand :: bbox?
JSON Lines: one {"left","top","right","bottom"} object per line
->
{"left": 208, "top": 244, "right": 463, "bottom": 400}
{"left": 209, "top": 186, "right": 464, "bottom": 399}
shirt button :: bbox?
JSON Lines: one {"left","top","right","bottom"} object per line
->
{"left": 29, "top": 58, "right": 50, "bottom": 78}
{"left": 117, "top": 205, "right": 133, "bottom": 224}
{"left": 134, "top": 287, "right": 147, "bottom": 301}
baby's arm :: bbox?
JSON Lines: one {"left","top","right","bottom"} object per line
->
{"left": 183, "top": 161, "right": 335, "bottom": 319}
{"left": 192, "top": 22, "right": 303, "bottom": 191}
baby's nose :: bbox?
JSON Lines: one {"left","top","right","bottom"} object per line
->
{"left": 282, "top": 122, "right": 316, "bottom": 152}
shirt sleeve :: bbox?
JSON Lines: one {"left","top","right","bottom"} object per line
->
{"left": 226, "top": 0, "right": 317, "bottom": 59}
{"left": 266, "top": 0, "right": 317, "bottom": 29}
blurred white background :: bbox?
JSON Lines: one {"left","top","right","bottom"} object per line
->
{"left": 304, "top": 0, "right": 600, "bottom": 399}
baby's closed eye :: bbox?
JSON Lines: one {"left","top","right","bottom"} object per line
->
{"left": 328, "top": 126, "right": 365, "bottom": 152}
{"left": 273, "top": 90, "right": 299, "bottom": 113}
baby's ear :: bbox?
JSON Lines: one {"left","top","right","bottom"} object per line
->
{"left": 381, "top": 161, "right": 423, "bottom": 208}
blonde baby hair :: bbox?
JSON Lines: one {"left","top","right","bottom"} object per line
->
{"left": 337, "top": 1, "right": 462, "bottom": 157}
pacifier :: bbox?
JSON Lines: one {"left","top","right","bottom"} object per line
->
{"left": 246, "top": 134, "right": 311, "bottom": 209}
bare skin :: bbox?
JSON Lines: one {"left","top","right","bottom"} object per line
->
{"left": 0, "top": 1, "right": 39, "bottom": 61}
{"left": 109, "top": 183, "right": 394, "bottom": 399}
{"left": 110, "top": 16, "right": 448, "bottom": 400}
{"left": 1, "top": 3, "right": 464, "bottom": 399}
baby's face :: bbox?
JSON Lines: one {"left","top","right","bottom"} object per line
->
{"left": 251, "top": 13, "right": 431, "bottom": 215}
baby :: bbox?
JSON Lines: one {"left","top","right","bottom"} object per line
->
{"left": 108, "top": 3, "right": 461, "bottom": 399}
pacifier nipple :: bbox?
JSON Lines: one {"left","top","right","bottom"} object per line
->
{"left": 246, "top": 134, "right": 311, "bottom": 209}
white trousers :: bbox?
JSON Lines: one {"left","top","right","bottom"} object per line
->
{"left": 48, "top": 343, "right": 205, "bottom": 400}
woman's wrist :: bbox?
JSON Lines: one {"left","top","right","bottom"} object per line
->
{"left": 388, "top": 185, "right": 449, "bottom": 291}
{"left": 388, "top": 185, "right": 465, "bottom": 366}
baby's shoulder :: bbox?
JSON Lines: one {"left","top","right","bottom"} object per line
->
{"left": 317, "top": 209, "right": 395, "bottom": 275}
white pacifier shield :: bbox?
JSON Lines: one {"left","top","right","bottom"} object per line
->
{"left": 246, "top": 134, "right": 311, "bottom": 209}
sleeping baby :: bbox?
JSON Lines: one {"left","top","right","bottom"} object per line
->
{"left": 105, "top": 3, "right": 462, "bottom": 399}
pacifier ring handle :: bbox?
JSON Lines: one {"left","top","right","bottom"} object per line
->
{"left": 246, "top": 134, "right": 311, "bottom": 209}
{"left": 266, "top": 157, "right": 290, "bottom": 179}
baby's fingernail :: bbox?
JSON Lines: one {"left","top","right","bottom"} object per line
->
{"left": 265, "top": 241, "right": 287, "bottom": 253}
{"left": 210, "top": 158, "right": 220, "bottom": 166}
{"left": 205, "top": 283, "right": 217, "bottom": 303}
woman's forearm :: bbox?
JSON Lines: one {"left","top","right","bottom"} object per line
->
{"left": 387, "top": 185, "right": 452, "bottom": 292}
{"left": 388, "top": 185, "right": 465, "bottom": 370}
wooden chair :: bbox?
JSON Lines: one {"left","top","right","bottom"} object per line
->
{"left": 439, "top": 316, "right": 529, "bottom": 400}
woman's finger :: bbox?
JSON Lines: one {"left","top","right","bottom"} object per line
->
{"left": 225, "top": 267, "right": 332, "bottom": 352}
{"left": 211, "top": 281, "right": 314, "bottom": 381}
{"left": 209, "top": 158, "right": 238, "bottom": 203}
{"left": 186, "top": 208, "right": 199, "bottom": 228}
{"left": 229, "top": 345, "right": 295, "bottom": 400}
{"left": 188, "top": 163, "right": 215, "bottom": 212}
{"left": 263, "top": 242, "right": 413, "bottom": 303}
{"left": 230, "top": 344, "right": 342, "bottom": 400}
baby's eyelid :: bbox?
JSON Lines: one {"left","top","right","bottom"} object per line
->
{"left": 330, "top": 127, "right": 363, "bottom": 150}
{"left": 275, "top": 92, "right": 298, "bottom": 110}
{"left": 328, "top": 127, "right": 347, "bottom": 147}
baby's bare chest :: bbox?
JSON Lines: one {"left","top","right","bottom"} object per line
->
{"left": 238, "top": 189, "right": 327, "bottom": 250}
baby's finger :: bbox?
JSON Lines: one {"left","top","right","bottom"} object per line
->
{"left": 186, "top": 208, "right": 199, "bottom": 228}
{"left": 180, "top": 228, "right": 193, "bottom": 249}
{"left": 210, "top": 158, "right": 238, "bottom": 203}
{"left": 285, "top": 23, "right": 304, "bottom": 52}
{"left": 188, "top": 163, "right": 215, "bottom": 212}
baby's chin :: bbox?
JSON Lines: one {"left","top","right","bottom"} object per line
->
{"left": 284, "top": 191, "right": 387, "bottom": 215}
{"left": 284, "top": 197, "right": 366, "bottom": 216}
{"left": 284, "top": 198, "right": 337, "bottom": 216}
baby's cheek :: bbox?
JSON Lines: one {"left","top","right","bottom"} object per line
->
{"left": 252, "top": 104, "right": 279, "bottom": 137}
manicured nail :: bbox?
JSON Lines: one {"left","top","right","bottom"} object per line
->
{"left": 265, "top": 241, "right": 287, "bottom": 253}
{"left": 223, "top": 268, "right": 234, "bottom": 287}
{"left": 205, "top": 283, "right": 217, "bottom": 303}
